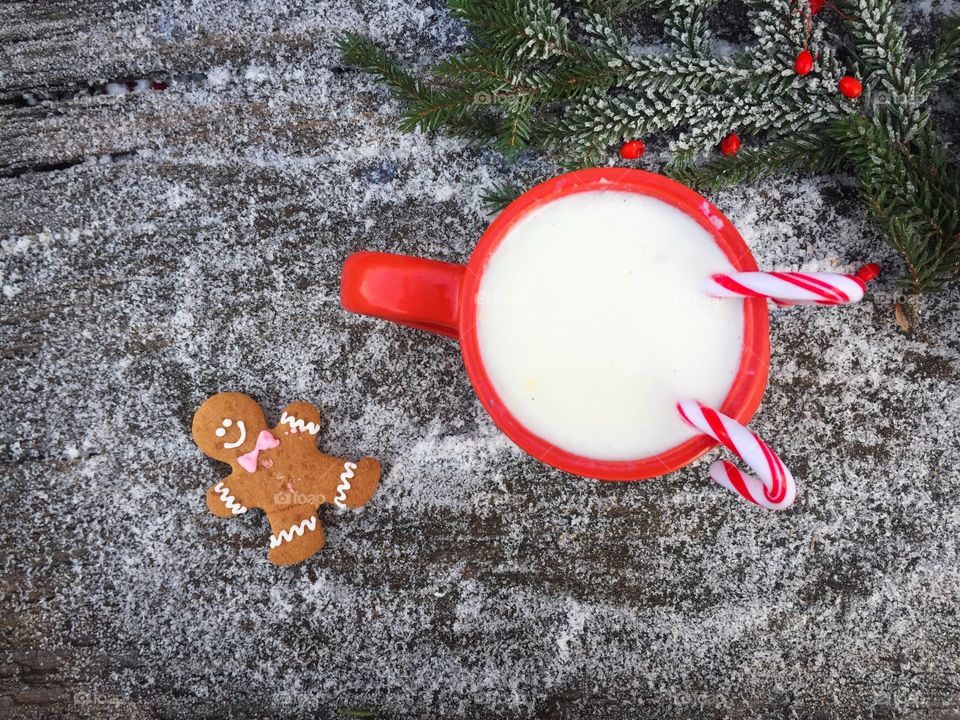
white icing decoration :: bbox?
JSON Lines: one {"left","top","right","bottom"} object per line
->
{"left": 223, "top": 418, "right": 232, "bottom": 427}
{"left": 222, "top": 420, "right": 246, "bottom": 449}
{"left": 215, "top": 427, "right": 226, "bottom": 437}
{"left": 280, "top": 411, "right": 320, "bottom": 435}
{"left": 270, "top": 516, "right": 317, "bottom": 548}
{"left": 334, "top": 461, "right": 357, "bottom": 510}
{"left": 213, "top": 481, "right": 247, "bottom": 515}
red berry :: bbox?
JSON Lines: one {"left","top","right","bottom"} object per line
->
{"left": 855, "top": 263, "right": 881, "bottom": 282}
{"left": 720, "top": 133, "right": 741, "bottom": 157}
{"left": 838, "top": 76, "right": 862, "bottom": 98}
{"left": 620, "top": 139, "right": 646, "bottom": 160}
{"left": 795, "top": 50, "right": 813, "bottom": 76}
{"left": 809, "top": 0, "right": 825, "bottom": 13}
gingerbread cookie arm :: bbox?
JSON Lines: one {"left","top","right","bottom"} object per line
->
{"left": 333, "top": 456, "right": 381, "bottom": 510}
{"left": 266, "top": 504, "right": 326, "bottom": 565}
{"left": 275, "top": 401, "right": 324, "bottom": 446}
{"left": 206, "top": 472, "right": 253, "bottom": 518}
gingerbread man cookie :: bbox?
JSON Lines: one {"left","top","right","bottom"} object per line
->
{"left": 192, "top": 392, "right": 381, "bottom": 565}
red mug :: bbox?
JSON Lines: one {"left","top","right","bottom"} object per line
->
{"left": 340, "top": 168, "right": 769, "bottom": 481}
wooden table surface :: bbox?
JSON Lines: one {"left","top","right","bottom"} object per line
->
{"left": 2, "top": 2, "right": 959, "bottom": 718}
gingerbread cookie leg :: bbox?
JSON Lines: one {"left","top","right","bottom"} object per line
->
{"left": 267, "top": 504, "right": 326, "bottom": 565}
{"left": 333, "top": 457, "right": 381, "bottom": 510}
{"left": 206, "top": 474, "right": 251, "bottom": 518}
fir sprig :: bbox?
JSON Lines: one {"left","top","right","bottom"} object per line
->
{"left": 668, "top": 131, "right": 847, "bottom": 190}
{"left": 336, "top": 34, "right": 428, "bottom": 103}
{"left": 830, "top": 118, "right": 960, "bottom": 291}
{"left": 339, "top": 2, "right": 960, "bottom": 295}
{"left": 480, "top": 181, "right": 526, "bottom": 212}
{"left": 916, "top": 16, "right": 960, "bottom": 95}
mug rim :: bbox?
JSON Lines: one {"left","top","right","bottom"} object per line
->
{"left": 458, "top": 168, "right": 770, "bottom": 481}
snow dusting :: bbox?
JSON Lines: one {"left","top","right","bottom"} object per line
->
{"left": 1, "top": 1, "right": 959, "bottom": 718}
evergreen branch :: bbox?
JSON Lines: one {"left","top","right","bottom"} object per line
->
{"left": 533, "top": 51, "right": 627, "bottom": 99}
{"left": 336, "top": 33, "right": 430, "bottom": 102}
{"left": 449, "top": 0, "right": 574, "bottom": 60}
{"left": 399, "top": 88, "right": 477, "bottom": 133}
{"left": 671, "top": 88, "right": 845, "bottom": 161}
{"left": 434, "top": 48, "right": 518, "bottom": 88}
{"left": 838, "top": 0, "right": 912, "bottom": 93}
{"left": 580, "top": 9, "right": 630, "bottom": 54}
{"left": 861, "top": 193, "right": 930, "bottom": 292}
{"left": 748, "top": 0, "right": 808, "bottom": 60}
{"left": 829, "top": 116, "right": 960, "bottom": 291}
{"left": 914, "top": 15, "right": 960, "bottom": 96}
{"left": 556, "top": 87, "right": 702, "bottom": 161}
{"left": 664, "top": 1, "right": 717, "bottom": 55}
{"left": 587, "top": 0, "right": 662, "bottom": 14}
{"left": 496, "top": 96, "right": 535, "bottom": 156}
{"left": 667, "top": 131, "right": 847, "bottom": 191}
{"left": 445, "top": 110, "right": 503, "bottom": 144}
{"left": 901, "top": 127, "right": 960, "bottom": 275}
{"left": 480, "top": 181, "right": 526, "bottom": 213}
{"left": 621, "top": 55, "right": 755, "bottom": 91}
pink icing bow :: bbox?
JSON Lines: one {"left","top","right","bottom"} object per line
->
{"left": 237, "top": 430, "right": 280, "bottom": 473}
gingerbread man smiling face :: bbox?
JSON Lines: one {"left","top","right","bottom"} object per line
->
{"left": 192, "top": 392, "right": 381, "bottom": 565}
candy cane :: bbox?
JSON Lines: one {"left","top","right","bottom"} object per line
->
{"left": 706, "top": 263, "right": 880, "bottom": 306}
{"left": 677, "top": 400, "right": 797, "bottom": 510}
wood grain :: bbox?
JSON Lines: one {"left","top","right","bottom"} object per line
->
{"left": 2, "top": 2, "right": 959, "bottom": 719}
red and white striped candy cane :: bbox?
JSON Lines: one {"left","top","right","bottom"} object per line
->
{"left": 677, "top": 400, "right": 797, "bottom": 510}
{"left": 706, "top": 263, "right": 880, "bottom": 306}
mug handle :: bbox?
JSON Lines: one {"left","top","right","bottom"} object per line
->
{"left": 340, "top": 252, "right": 465, "bottom": 339}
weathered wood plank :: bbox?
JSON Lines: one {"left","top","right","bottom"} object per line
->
{"left": 2, "top": 1, "right": 960, "bottom": 719}
{"left": 0, "top": 1, "right": 460, "bottom": 100}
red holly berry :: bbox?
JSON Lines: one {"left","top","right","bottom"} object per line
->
{"left": 619, "top": 139, "right": 646, "bottom": 160}
{"left": 720, "top": 133, "right": 741, "bottom": 157}
{"left": 795, "top": 50, "right": 814, "bottom": 76}
{"left": 855, "top": 263, "right": 881, "bottom": 282}
{"left": 838, "top": 76, "right": 862, "bottom": 98}
{"left": 809, "top": 0, "right": 825, "bottom": 13}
